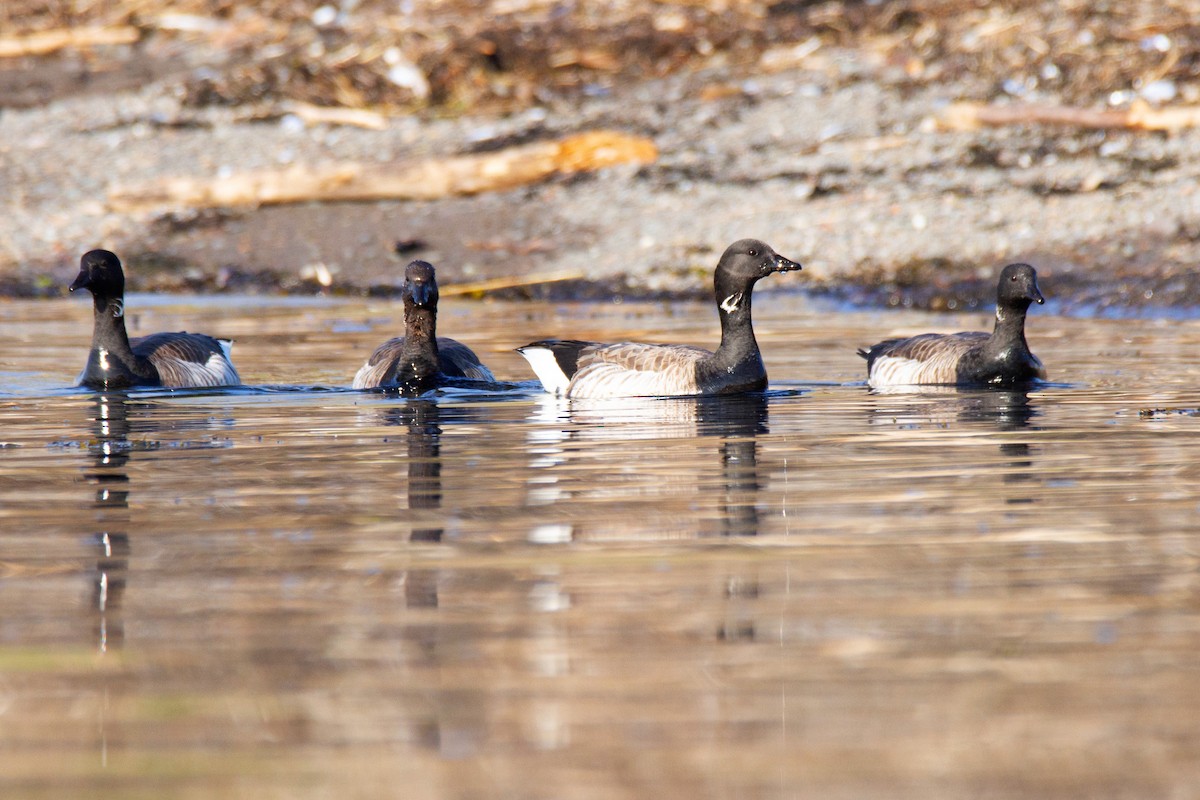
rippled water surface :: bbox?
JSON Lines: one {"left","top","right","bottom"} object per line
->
{"left": 2, "top": 293, "right": 1200, "bottom": 798}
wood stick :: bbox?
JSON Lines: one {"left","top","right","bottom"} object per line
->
{"left": 108, "top": 130, "right": 658, "bottom": 211}
{"left": 234, "top": 101, "right": 392, "bottom": 130}
{"left": 940, "top": 100, "right": 1200, "bottom": 132}
{"left": 282, "top": 101, "right": 389, "bottom": 130}
{"left": 0, "top": 26, "right": 140, "bottom": 58}
{"left": 439, "top": 269, "right": 586, "bottom": 297}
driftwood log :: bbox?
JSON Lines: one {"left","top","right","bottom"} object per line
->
{"left": 109, "top": 130, "right": 657, "bottom": 211}
{"left": 262, "top": 101, "right": 391, "bottom": 131}
{"left": 438, "top": 269, "right": 585, "bottom": 297}
{"left": 0, "top": 26, "right": 140, "bottom": 57}
{"left": 940, "top": 100, "right": 1200, "bottom": 132}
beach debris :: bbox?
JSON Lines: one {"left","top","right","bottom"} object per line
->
{"left": 0, "top": 26, "right": 139, "bottom": 57}
{"left": 438, "top": 269, "right": 585, "bottom": 297}
{"left": 939, "top": 99, "right": 1200, "bottom": 132}
{"left": 108, "top": 131, "right": 657, "bottom": 211}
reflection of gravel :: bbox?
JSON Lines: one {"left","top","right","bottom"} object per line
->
{"left": 4, "top": 39, "right": 1200, "bottom": 311}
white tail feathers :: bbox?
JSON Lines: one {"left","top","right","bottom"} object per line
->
{"left": 517, "top": 346, "right": 571, "bottom": 396}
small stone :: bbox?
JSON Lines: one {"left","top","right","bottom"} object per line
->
{"left": 1141, "top": 80, "right": 1177, "bottom": 104}
{"left": 387, "top": 62, "right": 430, "bottom": 100}
{"left": 280, "top": 114, "right": 305, "bottom": 134}
{"left": 1140, "top": 34, "right": 1171, "bottom": 53}
{"left": 311, "top": 5, "right": 337, "bottom": 26}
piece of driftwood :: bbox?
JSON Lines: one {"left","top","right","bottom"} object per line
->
{"left": 439, "top": 269, "right": 585, "bottom": 297}
{"left": 465, "top": 238, "right": 555, "bottom": 255}
{"left": 109, "top": 130, "right": 658, "bottom": 211}
{"left": 0, "top": 26, "right": 140, "bottom": 58}
{"left": 283, "top": 101, "right": 389, "bottom": 130}
{"left": 940, "top": 100, "right": 1200, "bottom": 132}
{"left": 235, "top": 101, "right": 391, "bottom": 130}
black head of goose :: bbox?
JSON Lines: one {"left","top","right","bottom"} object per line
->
{"left": 857, "top": 262, "right": 1047, "bottom": 388}
{"left": 517, "top": 238, "right": 802, "bottom": 398}
{"left": 69, "top": 249, "right": 241, "bottom": 390}
{"left": 352, "top": 259, "right": 495, "bottom": 393}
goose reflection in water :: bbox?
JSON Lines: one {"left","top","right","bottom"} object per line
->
{"left": 956, "top": 390, "right": 1040, "bottom": 492}
{"left": 83, "top": 394, "right": 138, "bottom": 653}
{"left": 866, "top": 385, "right": 1039, "bottom": 429}
{"left": 379, "top": 400, "right": 446, "bottom": 608}
{"left": 525, "top": 392, "right": 771, "bottom": 538}
{"left": 697, "top": 394, "right": 769, "bottom": 537}
{"left": 81, "top": 393, "right": 236, "bottom": 653}
{"left": 376, "top": 398, "right": 503, "bottom": 755}
{"left": 866, "top": 387, "right": 1042, "bottom": 501}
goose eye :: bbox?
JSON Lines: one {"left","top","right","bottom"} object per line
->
{"left": 748, "top": 249, "right": 758, "bottom": 256}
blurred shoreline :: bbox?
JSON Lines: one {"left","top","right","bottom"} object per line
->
{"left": 3, "top": 1, "right": 1200, "bottom": 313}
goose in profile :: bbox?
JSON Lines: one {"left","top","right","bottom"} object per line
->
{"left": 352, "top": 259, "right": 495, "bottom": 393}
{"left": 517, "top": 239, "right": 802, "bottom": 398}
{"left": 70, "top": 249, "right": 241, "bottom": 390}
{"left": 858, "top": 262, "right": 1047, "bottom": 388}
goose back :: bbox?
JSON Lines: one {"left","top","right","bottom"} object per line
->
{"left": 566, "top": 342, "right": 712, "bottom": 399}
{"left": 353, "top": 336, "right": 495, "bottom": 389}
{"left": 135, "top": 333, "right": 240, "bottom": 388}
{"left": 858, "top": 332, "right": 989, "bottom": 387}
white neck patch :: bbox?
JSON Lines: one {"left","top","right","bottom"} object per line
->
{"left": 112, "top": 299, "right": 124, "bottom": 318}
{"left": 720, "top": 292, "right": 743, "bottom": 314}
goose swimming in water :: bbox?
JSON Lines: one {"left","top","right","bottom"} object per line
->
{"left": 858, "top": 262, "right": 1047, "bottom": 388}
{"left": 70, "top": 249, "right": 241, "bottom": 390}
{"left": 352, "top": 259, "right": 495, "bottom": 393}
{"left": 517, "top": 239, "right": 802, "bottom": 398}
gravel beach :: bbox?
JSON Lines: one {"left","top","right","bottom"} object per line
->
{"left": 4, "top": 0, "right": 1200, "bottom": 312}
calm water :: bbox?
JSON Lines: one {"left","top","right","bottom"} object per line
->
{"left": 2, "top": 293, "right": 1200, "bottom": 798}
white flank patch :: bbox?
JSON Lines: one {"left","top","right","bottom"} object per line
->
{"left": 164, "top": 351, "right": 240, "bottom": 387}
{"left": 518, "top": 347, "right": 571, "bottom": 396}
{"left": 720, "top": 292, "right": 743, "bottom": 314}
{"left": 351, "top": 359, "right": 376, "bottom": 390}
{"left": 98, "top": 348, "right": 110, "bottom": 371}
{"left": 205, "top": 352, "right": 241, "bottom": 385}
{"left": 566, "top": 360, "right": 697, "bottom": 399}
{"left": 868, "top": 355, "right": 936, "bottom": 388}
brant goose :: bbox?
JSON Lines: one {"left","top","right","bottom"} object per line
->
{"left": 352, "top": 260, "right": 495, "bottom": 393}
{"left": 70, "top": 250, "right": 241, "bottom": 390}
{"left": 517, "top": 239, "right": 802, "bottom": 398}
{"left": 858, "top": 262, "right": 1047, "bottom": 388}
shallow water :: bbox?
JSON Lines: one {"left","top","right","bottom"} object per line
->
{"left": 2, "top": 293, "right": 1200, "bottom": 798}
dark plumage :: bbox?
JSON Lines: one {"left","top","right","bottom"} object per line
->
{"left": 70, "top": 250, "right": 241, "bottom": 390}
{"left": 352, "top": 260, "right": 494, "bottom": 393}
{"left": 517, "top": 239, "right": 802, "bottom": 398}
{"left": 858, "top": 262, "right": 1047, "bottom": 388}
